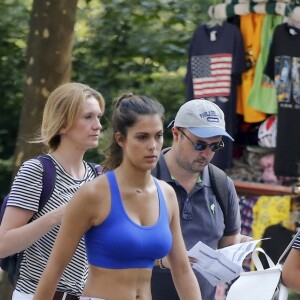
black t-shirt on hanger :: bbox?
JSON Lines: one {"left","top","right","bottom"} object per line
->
{"left": 265, "top": 23, "right": 300, "bottom": 177}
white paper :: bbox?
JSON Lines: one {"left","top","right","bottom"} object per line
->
{"left": 188, "top": 239, "right": 266, "bottom": 286}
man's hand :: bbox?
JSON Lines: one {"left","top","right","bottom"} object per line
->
{"left": 188, "top": 256, "right": 198, "bottom": 267}
{"left": 219, "top": 233, "right": 253, "bottom": 248}
{"left": 239, "top": 234, "right": 253, "bottom": 243}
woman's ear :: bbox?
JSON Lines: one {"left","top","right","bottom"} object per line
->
{"left": 59, "top": 126, "right": 66, "bottom": 135}
{"left": 115, "top": 132, "right": 124, "bottom": 148}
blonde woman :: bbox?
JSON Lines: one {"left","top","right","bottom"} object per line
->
{"left": 0, "top": 82, "right": 105, "bottom": 300}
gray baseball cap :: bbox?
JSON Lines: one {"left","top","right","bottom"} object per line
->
{"left": 169, "top": 99, "right": 234, "bottom": 141}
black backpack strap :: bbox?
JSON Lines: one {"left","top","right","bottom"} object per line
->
{"left": 208, "top": 163, "right": 228, "bottom": 220}
{"left": 87, "top": 162, "right": 103, "bottom": 177}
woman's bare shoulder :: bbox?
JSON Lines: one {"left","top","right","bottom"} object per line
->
{"left": 155, "top": 178, "right": 176, "bottom": 196}
{"left": 70, "top": 174, "right": 111, "bottom": 225}
{"left": 81, "top": 173, "right": 110, "bottom": 201}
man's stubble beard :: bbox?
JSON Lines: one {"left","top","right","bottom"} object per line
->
{"left": 175, "top": 148, "right": 208, "bottom": 174}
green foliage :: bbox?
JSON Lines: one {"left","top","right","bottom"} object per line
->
{"left": 73, "top": 0, "right": 207, "bottom": 96}
{"left": 0, "top": 0, "right": 30, "bottom": 197}
{"left": 0, "top": 1, "right": 29, "bottom": 159}
{"left": 74, "top": 0, "right": 211, "bottom": 156}
{"left": 0, "top": 0, "right": 214, "bottom": 196}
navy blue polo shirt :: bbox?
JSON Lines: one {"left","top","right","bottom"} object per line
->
{"left": 151, "top": 148, "right": 241, "bottom": 299}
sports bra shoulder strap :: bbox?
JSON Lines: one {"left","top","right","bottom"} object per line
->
{"left": 153, "top": 177, "right": 168, "bottom": 215}
{"left": 106, "top": 170, "right": 117, "bottom": 190}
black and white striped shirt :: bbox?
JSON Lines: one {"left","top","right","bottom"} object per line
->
{"left": 8, "top": 154, "right": 98, "bottom": 296}
{"left": 293, "top": 232, "right": 300, "bottom": 250}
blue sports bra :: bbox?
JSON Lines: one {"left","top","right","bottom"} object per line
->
{"left": 84, "top": 170, "right": 172, "bottom": 269}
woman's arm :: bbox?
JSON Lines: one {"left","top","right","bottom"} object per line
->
{"left": 162, "top": 182, "right": 202, "bottom": 300}
{"left": 0, "top": 205, "right": 64, "bottom": 257}
{"left": 33, "top": 179, "right": 103, "bottom": 300}
{"left": 0, "top": 159, "right": 64, "bottom": 257}
{"left": 282, "top": 248, "right": 300, "bottom": 293}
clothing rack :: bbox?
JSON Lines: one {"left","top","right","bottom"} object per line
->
{"left": 234, "top": 180, "right": 300, "bottom": 196}
{"left": 208, "top": 1, "right": 300, "bottom": 20}
{"left": 205, "top": 1, "right": 300, "bottom": 195}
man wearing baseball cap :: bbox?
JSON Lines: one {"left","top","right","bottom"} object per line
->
{"left": 151, "top": 99, "right": 251, "bottom": 300}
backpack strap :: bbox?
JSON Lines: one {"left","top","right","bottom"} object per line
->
{"left": 36, "top": 155, "right": 56, "bottom": 210}
{"left": 87, "top": 162, "right": 103, "bottom": 177}
{"left": 208, "top": 163, "right": 228, "bottom": 220}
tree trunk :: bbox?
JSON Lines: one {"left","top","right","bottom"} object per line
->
{"left": 13, "top": 0, "right": 78, "bottom": 171}
{"left": 1, "top": 1, "right": 78, "bottom": 299}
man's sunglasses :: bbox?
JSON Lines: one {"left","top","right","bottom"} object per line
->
{"left": 178, "top": 128, "right": 224, "bottom": 152}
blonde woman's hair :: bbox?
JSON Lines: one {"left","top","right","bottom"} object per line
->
{"left": 32, "top": 82, "right": 105, "bottom": 152}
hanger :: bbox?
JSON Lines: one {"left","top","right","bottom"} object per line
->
{"left": 207, "top": 6, "right": 225, "bottom": 28}
{"left": 208, "top": 2, "right": 300, "bottom": 19}
{"left": 206, "top": 18, "right": 225, "bottom": 28}
{"left": 287, "top": 15, "right": 300, "bottom": 30}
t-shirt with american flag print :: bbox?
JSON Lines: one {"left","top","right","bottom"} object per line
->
{"left": 185, "top": 22, "right": 246, "bottom": 169}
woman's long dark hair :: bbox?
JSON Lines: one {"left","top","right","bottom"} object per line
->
{"left": 102, "top": 93, "right": 165, "bottom": 172}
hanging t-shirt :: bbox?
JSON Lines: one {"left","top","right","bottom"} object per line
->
{"left": 247, "top": 15, "right": 283, "bottom": 114}
{"left": 259, "top": 223, "right": 296, "bottom": 268}
{"left": 239, "top": 195, "right": 258, "bottom": 238}
{"left": 265, "top": 23, "right": 300, "bottom": 177}
{"left": 236, "top": 14, "right": 267, "bottom": 123}
{"left": 185, "top": 22, "right": 246, "bottom": 169}
{"left": 252, "top": 195, "right": 291, "bottom": 241}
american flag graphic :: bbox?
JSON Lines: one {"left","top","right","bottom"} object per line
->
{"left": 191, "top": 54, "right": 232, "bottom": 98}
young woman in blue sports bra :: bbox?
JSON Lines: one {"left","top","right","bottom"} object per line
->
{"left": 34, "top": 93, "right": 202, "bottom": 300}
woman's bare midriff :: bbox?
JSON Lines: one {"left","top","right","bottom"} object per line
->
{"left": 82, "top": 265, "right": 153, "bottom": 300}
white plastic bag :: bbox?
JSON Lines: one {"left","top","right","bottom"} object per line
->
{"left": 226, "top": 248, "right": 288, "bottom": 300}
